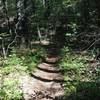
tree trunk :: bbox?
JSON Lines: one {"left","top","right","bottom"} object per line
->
{"left": 16, "top": 0, "right": 28, "bottom": 49}
{"left": 2, "top": 0, "right": 10, "bottom": 34}
{"left": 95, "top": 0, "right": 100, "bottom": 26}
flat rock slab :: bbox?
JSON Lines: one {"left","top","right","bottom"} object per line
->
{"left": 45, "top": 56, "right": 60, "bottom": 63}
{"left": 37, "top": 63, "right": 60, "bottom": 72}
{"left": 31, "top": 40, "right": 50, "bottom": 45}
{"left": 32, "top": 69, "right": 63, "bottom": 81}
{"left": 20, "top": 75, "right": 64, "bottom": 100}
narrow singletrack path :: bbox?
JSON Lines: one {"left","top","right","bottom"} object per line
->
{"left": 21, "top": 44, "right": 65, "bottom": 100}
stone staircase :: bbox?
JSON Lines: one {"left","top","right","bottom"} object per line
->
{"left": 30, "top": 55, "right": 65, "bottom": 100}
{"left": 21, "top": 47, "right": 65, "bottom": 100}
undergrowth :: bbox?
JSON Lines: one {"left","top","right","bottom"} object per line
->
{"left": 59, "top": 46, "right": 100, "bottom": 100}
{"left": 0, "top": 47, "right": 46, "bottom": 99}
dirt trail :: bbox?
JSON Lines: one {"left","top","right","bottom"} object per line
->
{"left": 21, "top": 45, "right": 65, "bottom": 100}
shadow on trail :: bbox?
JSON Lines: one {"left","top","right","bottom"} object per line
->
{"left": 66, "top": 80, "right": 100, "bottom": 100}
{"left": 31, "top": 73, "right": 65, "bottom": 83}
{"left": 37, "top": 66, "right": 60, "bottom": 73}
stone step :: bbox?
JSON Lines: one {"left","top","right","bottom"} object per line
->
{"left": 31, "top": 40, "right": 50, "bottom": 46}
{"left": 37, "top": 63, "right": 60, "bottom": 73}
{"left": 31, "top": 69, "right": 64, "bottom": 82}
{"left": 44, "top": 56, "right": 60, "bottom": 64}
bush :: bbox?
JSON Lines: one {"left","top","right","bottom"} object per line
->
{"left": 0, "top": 47, "right": 45, "bottom": 99}
{"left": 59, "top": 46, "right": 100, "bottom": 99}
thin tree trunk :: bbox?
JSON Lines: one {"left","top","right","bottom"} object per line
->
{"left": 2, "top": 40, "right": 7, "bottom": 59}
{"left": 37, "top": 26, "right": 42, "bottom": 43}
{"left": 2, "top": 0, "right": 10, "bottom": 34}
{"left": 95, "top": 0, "right": 100, "bottom": 26}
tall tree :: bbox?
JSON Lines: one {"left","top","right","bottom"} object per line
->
{"left": 16, "top": 0, "right": 34, "bottom": 49}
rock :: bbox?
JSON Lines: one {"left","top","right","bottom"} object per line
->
{"left": 45, "top": 56, "right": 60, "bottom": 63}
{"left": 37, "top": 63, "right": 60, "bottom": 72}
{"left": 32, "top": 69, "right": 64, "bottom": 81}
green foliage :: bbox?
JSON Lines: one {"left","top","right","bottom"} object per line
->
{"left": 59, "top": 47, "right": 87, "bottom": 83}
{"left": 34, "top": 46, "right": 47, "bottom": 58}
{"left": 64, "top": 82, "right": 76, "bottom": 97}
{"left": 0, "top": 48, "right": 44, "bottom": 99}
{"left": 6, "top": 54, "right": 23, "bottom": 65}
{"left": 59, "top": 47, "right": 86, "bottom": 72}
{"left": 64, "top": 81, "right": 100, "bottom": 100}
{"left": 59, "top": 46, "right": 100, "bottom": 99}
{"left": 0, "top": 79, "right": 22, "bottom": 100}
{"left": 14, "top": 48, "right": 45, "bottom": 73}
{"left": 0, "top": 67, "right": 23, "bottom": 99}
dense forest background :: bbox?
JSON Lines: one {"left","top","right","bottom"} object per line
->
{"left": 0, "top": 0, "right": 100, "bottom": 56}
{"left": 0, "top": 0, "right": 100, "bottom": 100}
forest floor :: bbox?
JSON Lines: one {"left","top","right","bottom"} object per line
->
{"left": 0, "top": 41, "right": 100, "bottom": 100}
